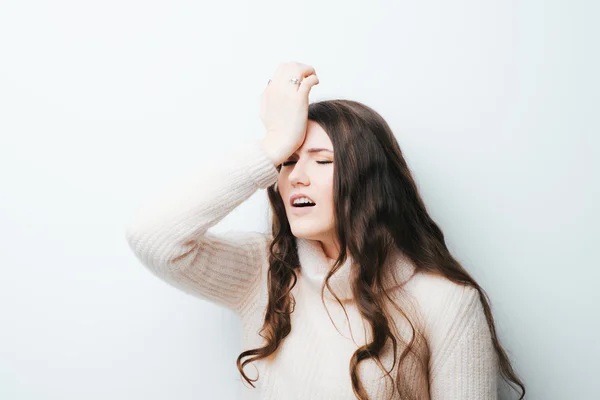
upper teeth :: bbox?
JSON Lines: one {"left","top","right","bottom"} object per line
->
{"left": 293, "top": 197, "right": 314, "bottom": 205}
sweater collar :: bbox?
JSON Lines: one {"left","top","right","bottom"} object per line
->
{"left": 296, "top": 237, "right": 416, "bottom": 302}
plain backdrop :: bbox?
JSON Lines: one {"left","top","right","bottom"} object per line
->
{"left": 1, "top": 0, "right": 598, "bottom": 399}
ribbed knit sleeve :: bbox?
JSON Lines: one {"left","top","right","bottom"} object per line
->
{"left": 426, "top": 282, "right": 499, "bottom": 399}
{"left": 124, "top": 139, "right": 279, "bottom": 315}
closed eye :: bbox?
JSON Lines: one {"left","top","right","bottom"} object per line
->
{"left": 282, "top": 161, "right": 333, "bottom": 166}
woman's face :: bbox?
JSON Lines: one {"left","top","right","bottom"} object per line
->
{"left": 278, "top": 120, "right": 336, "bottom": 244}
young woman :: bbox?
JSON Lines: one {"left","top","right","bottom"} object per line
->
{"left": 125, "top": 62, "right": 525, "bottom": 400}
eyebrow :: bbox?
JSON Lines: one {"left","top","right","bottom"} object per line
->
{"left": 292, "top": 148, "right": 334, "bottom": 156}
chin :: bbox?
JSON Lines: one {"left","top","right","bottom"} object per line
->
{"left": 290, "top": 227, "right": 318, "bottom": 240}
{"left": 291, "top": 231, "right": 315, "bottom": 240}
{"left": 291, "top": 227, "right": 328, "bottom": 242}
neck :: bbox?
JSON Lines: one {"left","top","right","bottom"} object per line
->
{"left": 315, "top": 233, "right": 342, "bottom": 261}
{"left": 296, "top": 237, "right": 417, "bottom": 302}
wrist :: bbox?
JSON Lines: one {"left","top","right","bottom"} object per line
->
{"left": 259, "top": 138, "right": 283, "bottom": 167}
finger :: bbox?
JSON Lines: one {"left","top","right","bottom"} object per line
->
{"left": 298, "top": 74, "right": 319, "bottom": 93}
{"left": 283, "top": 62, "right": 315, "bottom": 78}
{"left": 289, "top": 63, "right": 316, "bottom": 88}
{"left": 297, "top": 63, "right": 316, "bottom": 79}
{"left": 275, "top": 61, "right": 314, "bottom": 78}
{"left": 272, "top": 62, "right": 316, "bottom": 90}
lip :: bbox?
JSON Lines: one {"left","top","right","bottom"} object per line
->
{"left": 289, "top": 193, "right": 316, "bottom": 207}
{"left": 290, "top": 203, "right": 316, "bottom": 216}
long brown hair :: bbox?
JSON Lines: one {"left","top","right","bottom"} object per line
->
{"left": 236, "top": 99, "right": 525, "bottom": 399}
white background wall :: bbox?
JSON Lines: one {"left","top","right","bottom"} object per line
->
{"left": 1, "top": 0, "right": 597, "bottom": 399}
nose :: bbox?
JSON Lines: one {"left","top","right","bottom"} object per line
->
{"left": 288, "top": 159, "right": 310, "bottom": 186}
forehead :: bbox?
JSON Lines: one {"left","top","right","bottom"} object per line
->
{"left": 293, "top": 121, "right": 333, "bottom": 155}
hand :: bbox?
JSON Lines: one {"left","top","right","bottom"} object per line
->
{"left": 259, "top": 62, "right": 320, "bottom": 166}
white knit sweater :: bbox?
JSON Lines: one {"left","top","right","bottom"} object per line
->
{"left": 125, "top": 139, "right": 499, "bottom": 400}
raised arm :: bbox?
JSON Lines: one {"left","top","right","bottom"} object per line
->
{"left": 125, "top": 62, "right": 320, "bottom": 316}
{"left": 124, "top": 139, "right": 279, "bottom": 315}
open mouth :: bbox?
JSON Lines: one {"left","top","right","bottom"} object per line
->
{"left": 292, "top": 202, "right": 316, "bottom": 208}
{"left": 290, "top": 194, "right": 317, "bottom": 208}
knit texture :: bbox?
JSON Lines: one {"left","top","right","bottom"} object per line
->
{"left": 125, "top": 139, "right": 499, "bottom": 399}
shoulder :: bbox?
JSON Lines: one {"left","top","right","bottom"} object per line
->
{"left": 402, "top": 272, "right": 498, "bottom": 385}
{"left": 404, "top": 271, "right": 485, "bottom": 336}
{"left": 405, "top": 271, "right": 480, "bottom": 306}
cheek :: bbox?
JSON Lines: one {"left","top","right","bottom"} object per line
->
{"left": 277, "top": 179, "right": 289, "bottom": 204}
{"left": 320, "top": 181, "right": 335, "bottom": 207}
